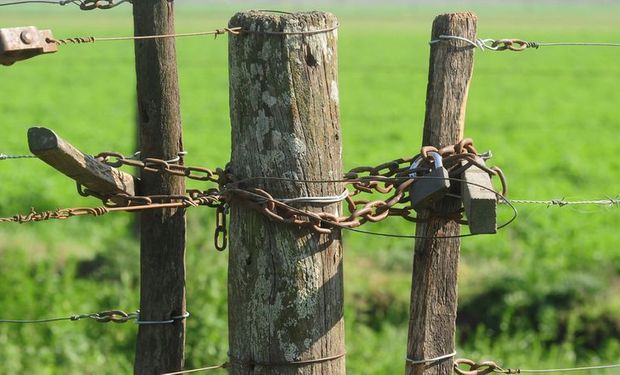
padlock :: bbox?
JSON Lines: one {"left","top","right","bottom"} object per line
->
{"left": 0, "top": 26, "right": 58, "bottom": 66}
{"left": 409, "top": 151, "right": 450, "bottom": 211}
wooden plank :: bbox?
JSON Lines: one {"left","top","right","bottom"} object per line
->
{"left": 461, "top": 158, "right": 497, "bottom": 234}
{"left": 28, "top": 126, "right": 135, "bottom": 197}
{"left": 406, "top": 12, "right": 478, "bottom": 375}
{"left": 132, "top": 1, "right": 186, "bottom": 374}
{"left": 228, "top": 11, "right": 345, "bottom": 375}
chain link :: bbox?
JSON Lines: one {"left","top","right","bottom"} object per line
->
{"left": 94, "top": 152, "right": 224, "bottom": 185}
{"left": 1, "top": 139, "right": 506, "bottom": 249}
{"left": 224, "top": 139, "right": 506, "bottom": 235}
{"left": 454, "top": 358, "right": 515, "bottom": 374}
{"left": 77, "top": 0, "right": 131, "bottom": 10}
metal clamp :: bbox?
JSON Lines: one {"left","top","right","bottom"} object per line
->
{"left": 0, "top": 26, "right": 58, "bottom": 66}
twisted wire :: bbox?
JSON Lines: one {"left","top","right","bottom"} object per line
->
{"left": 504, "top": 198, "right": 620, "bottom": 207}
{"left": 0, "top": 153, "right": 37, "bottom": 160}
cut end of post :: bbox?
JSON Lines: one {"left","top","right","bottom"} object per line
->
{"left": 26, "top": 126, "right": 136, "bottom": 197}
{"left": 433, "top": 12, "right": 478, "bottom": 25}
{"left": 28, "top": 126, "right": 59, "bottom": 154}
{"left": 431, "top": 12, "right": 478, "bottom": 41}
{"left": 228, "top": 10, "right": 338, "bottom": 34}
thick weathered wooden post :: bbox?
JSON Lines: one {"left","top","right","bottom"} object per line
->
{"left": 228, "top": 11, "right": 344, "bottom": 375}
{"left": 406, "top": 12, "right": 477, "bottom": 375}
{"left": 133, "top": 1, "right": 186, "bottom": 374}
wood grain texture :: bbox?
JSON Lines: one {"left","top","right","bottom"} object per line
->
{"left": 406, "top": 12, "right": 477, "bottom": 375}
{"left": 228, "top": 11, "right": 344, "bottom": 375}
{"left": 461, "top": 158, "right": 496, "bottom": 234}
{"left": 28, "top": 126, "right": 135, "bottom": 197}
{"left": 132, "top": 1, "right": 186, "bottom": 374}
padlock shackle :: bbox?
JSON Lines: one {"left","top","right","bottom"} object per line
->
{"left": 409, "top": 151, "right": 444, "bottom": 178}
{"left": 408, "top": 156, "right": 424, "bottom": 178}
{"left": 428, "top": 151, "right": 443, "bottom": 168}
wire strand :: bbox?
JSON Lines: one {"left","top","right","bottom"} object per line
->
{"left": 517, "top": 363, "right": 620, "bottom": 373}
{"left": 49, "top": 24, "right": 338, "bottom": 46}
{"left": 504, "top": 198, "right": 620, "bottom": 207}
{"left": 160, "top": 363, "right": 229, "bottom": 375}
{"left": 0, "top": 0, "right": 64, "bottom": 5}
{"left": 536, "top": 42, "right": 620, "bottom": 47}
{"left": 430, "top": 35, "right": 620, "bottom": 51}
{"left": 224, "top": 175, "right": 519, "bottom": 240}
{"left": 0, "top": 153, "right": 37, "bottom": 160}
{"left": 407, "top": 351, "right": 456, "bottom": 365}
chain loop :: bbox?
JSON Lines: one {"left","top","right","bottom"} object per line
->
{"left": 95, "top": 152, "right": 221, "bottom": 185}
{"left": 454, "top": 358, "right": 520, "bottom": 374}
{"left": 79, "top": 0, "right": 131, "bottom": 10}
{"left": 214, "top": 205, "right": 228, "bottom": 251}
{"left": 223, "top": 139, "right": 505, "bottom": 235}
{"left": 491, "top": 39, "right": 529, "bottom": 51}
{"left": 2, "top": 139, "right": 506, "bottom": 248}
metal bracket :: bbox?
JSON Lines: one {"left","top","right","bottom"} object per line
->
{"left": 0, "top": 26, "right": 58, "bottom": 66}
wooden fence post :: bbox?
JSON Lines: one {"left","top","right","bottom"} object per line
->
{"left": 406, "top": 12, "right": 477, "bottom": 375}
{"left": 132, "top": 1, "right": 186, "bottom": 374}
{"left": 227, "top": 11, "right": 345, "bottom": 375}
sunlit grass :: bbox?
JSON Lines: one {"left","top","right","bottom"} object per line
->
{"left": 1, "top": 3, "right": 620, "bottom": 374}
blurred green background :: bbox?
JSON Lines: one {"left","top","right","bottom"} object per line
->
{"left": 1, "top": 1, "right": 620, "bottom": 374}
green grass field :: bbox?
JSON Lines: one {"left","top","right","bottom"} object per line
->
{"left": 1, "top": 3, "right": 620, "bottom": 374}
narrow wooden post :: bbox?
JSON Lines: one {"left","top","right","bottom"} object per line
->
{"left": 228, "top": 11, "right": 344, "bottom": 375}
{"left": 28, "top": 126, "right": 136, "bottom": 197}
{"left": 132, "top": 1, "right": 186, "bottom": 374}
{"left": 461, "top": 157, "right": 496, "bottom": 234}
{"left": 406, "top": 13, "right": 477, "bottom": 375}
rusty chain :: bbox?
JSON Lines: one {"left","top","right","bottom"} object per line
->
{"left": 94, "top": 152, "right": 226, "bottom": 185}
{"left": 1, "top": 139, "right": 507, "bottom": 249}
{"left": 222, "top": 138, "right": 507, "bottom": 236}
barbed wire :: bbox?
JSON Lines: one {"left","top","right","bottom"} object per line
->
{"left": 0, "top": 139, "right": 514, "bottom": 246}
{"left": 47, "top": 23, "right": 339, "bottom": 46}
{"left": 3, "top": 141, "right": 620, "bottom": 246}
{"left": 0, "top": 0, "right": 131, "bottom": 10}
{"left": 431, "top": 35, "right": 620, "bottom": 51}
{"left": 504, "top": 198, "right": 620, "bottom": 207}
{"left": 0, "top": 153, "right": 37, "bottom": 160}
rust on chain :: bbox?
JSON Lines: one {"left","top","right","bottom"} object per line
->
{"left": 223, "top": 139, "right": 507, "bottom": 235}
{"left": 491, "top": 38, "right": 529, "bottom": 51}
{"left": 90, "top": 309, "right": 136, "bottom": 323}
{"left": 454, "top": 358, "right": 519, "bottom": 375}
{"left": 1, "top": 139, "right": 507, "bottom": 246}
{"left": 79, "top": 0, "right": 131, "bottom": 10}
{"left": 214, "top": 205, "right": 228, "bottom": 251}
{"left": 0, "top": 206, "right": 109, "bottom": 223}
{"left": 94, "top": 152, "right": 222, "bottom": 185}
